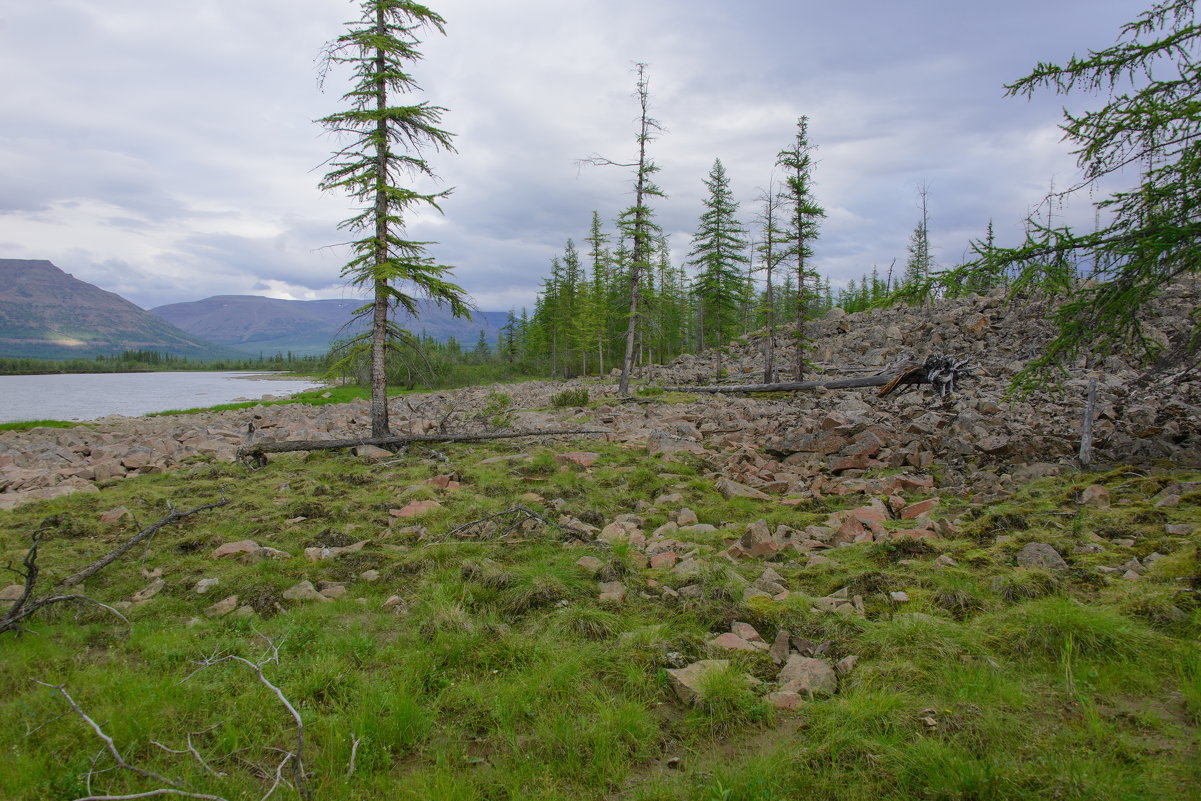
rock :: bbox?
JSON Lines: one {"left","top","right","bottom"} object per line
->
{"left": 778, "top": 655, "right": 837, "bottom": 696}
{"left": 352, "top": 445, "right": 392, "bottom": 460}
{"left": 390, "top": 500, "right": 442, "bottom": 518}
{"left": 716, "top": 477, "right": 772, "bottom": 501}
{"left": 708, "top": 632, "right": 762, "bottom": 653}
{"left": 205, "top": 595, "right": 239, "bottom": 618}
{"left": 901, "top": 498, "right": 940, "bottom": 519}
{"left": 282, "top": 581, "right": 331, "bottom": 602}
{"left": 574, "top": 556, "right": 605, "bottom": 574}
{"left": 1, "top": 584, "right": 25, "bottom": 601}
{"left": 835, "top": 655, "right": 859, "bottom": 675}
{"left": 359, "top": 569, "right": 381, "bottom": 582}
{"left": 319, "top": 584, "right": 348, "bottom": 599}
{"left": 304, "top": 540, "right": 368, "bottom": 562}
{"left": 131, "top": 578, "right": 165, "bottom": 603}
{"left": 98, "top": 506, "right": 131, "bottom": 524}
{"left": 932, "top": 554, "right": 958, "bottom": 568}
{"left": 598, "top": 581, "right": 626, "bottom": 603}
{"left": 670, "top": 557, "right": 703, "bottom": 580}
{"left": 666, "top": 659, "right": 731, "bottom": 705}
{"left": 769, "top": 629, "right": 791, "bottom": 665}
{"left": 806, "top": 554, "right": 834, "bottom": 567}
{"left": 194, "top": 578, "right": 220, "bottom": 594}
{"left": 740, "top": 519, "right": 778, "bottom": 558}
{"left": 731, "top": 621, "right": 763, "bottom": 642}
{"left": 650, "top": 551, "right": 679, "bottom": 569}
{"left": 210, "top": 540, "right": 262, "bottom": 559}
{"left": 647, "top": 431, "right": 705, "bottom": 457}
{"left": 889, "top": 591, "right": 910, "bottom": 602}
{"left": 1080, "top": 485, "right": 1110, "bottom": 508}
{"left": 765, "top": 691, "right": 805, "bottom": 710}
{"left": 1165, "top": 523, "right": 1195, "bottom": 535}
{"left": 556, "top": 451, "right": 599, "bottom": 468}
{"left": 676, "top": 508, "right": 699, "bottom": 526}
{"left": 1016, "top": 542, "right": 1068, "bottom": 571}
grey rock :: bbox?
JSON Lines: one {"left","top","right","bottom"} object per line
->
{"left": 1016, "top": 542, "right": 1068, "bottom": 572}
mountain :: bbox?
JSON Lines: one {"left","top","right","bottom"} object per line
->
{"left": 0, "top": 259, "right": 246, "bottom": 360}
{"left": 150, "top": 295, "right": 511, "bottom": 356}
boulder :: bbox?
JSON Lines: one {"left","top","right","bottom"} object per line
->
{"left": 666, "top": 660, "right": 731, "bottom": 705}
{"left": 777, "top": 655, "right": 837, "bottom": 696}
{"left": 1016, "top": 542, "right": 1068, "bottom": 571}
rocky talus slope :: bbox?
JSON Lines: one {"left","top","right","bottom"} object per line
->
{"left": 2, "top": 283, "right": 1198, "bottom": 511}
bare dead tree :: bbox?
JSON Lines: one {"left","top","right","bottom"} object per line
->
{"left": 3, "top": 495, "right": 230, "bottom": 636}
{"left": 236, "top": 428, "right": 608, "bottom": 467}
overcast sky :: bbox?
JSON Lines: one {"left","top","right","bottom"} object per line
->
{"left": 0, "top": 0, "right": 1146, "bottom": 312}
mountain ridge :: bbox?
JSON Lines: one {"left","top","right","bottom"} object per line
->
{"left": 0, "top": 259, "right": 246, "bottom": 360}
{"left": 150, "top": 295, "right": 511, "bottom": 356}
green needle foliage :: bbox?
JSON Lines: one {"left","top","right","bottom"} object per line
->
{"left": 318, "top": 0, "right": 471, "bottom": 436}
{"left": 939, "top": 0, "right": 1201, "bottom": 387}
{"left": 687, "top": 158, "right": 750, "bottom": 380}
{"left": 776, "top": 116, "right": 825, "bottom": 382}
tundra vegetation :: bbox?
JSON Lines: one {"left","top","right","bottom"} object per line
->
{"left": 0, "top": 438, "right": 1197, "bottom": 800}
{"left": 2, "top": 2, "right": 1200, "bottom": 799}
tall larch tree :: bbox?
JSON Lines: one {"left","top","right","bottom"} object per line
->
{"left": 944, "top": 0, "right": 1201, "bottom": 383}
{"left": 319, "top": 0, "right": 470, "bottom": 437}
{"left": 776, "top": 116, "right": 825, "bottom": 381}
{"left": 687, "top": 158, "right": 750, "bottom": 380}
{"left": 581, "top": 63, "right": 665, "bottom": 395}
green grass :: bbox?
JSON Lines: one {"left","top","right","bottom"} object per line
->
{"left": 0, "top": 453, "right": 1197, "bottom": 800}
{"left": 0, "top": 418, "right": 93, "bottom": 431}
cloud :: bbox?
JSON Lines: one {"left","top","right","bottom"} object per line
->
{"left": 0, "top": 0, "right": 1146, "bottom": 310}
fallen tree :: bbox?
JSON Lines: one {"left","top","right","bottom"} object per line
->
{"left": 658, "top": 355, "right": 974, "bottom": 399}
{"left": 236, "top": 428, "right": 609, "bottom": 467}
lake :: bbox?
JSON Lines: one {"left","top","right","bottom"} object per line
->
{"left": 0, "top": 372, "right": 326, "bottom": 424}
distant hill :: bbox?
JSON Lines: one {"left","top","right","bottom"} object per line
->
{"left": 0, "top": 259, "right": 246, "bottom": 360}
{"left": 151, "top": 295, "right": 510, "bottom": 356}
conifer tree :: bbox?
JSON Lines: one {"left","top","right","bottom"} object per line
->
{"left": 687, "top": 158, "right": 750, "bottom": 380}
{"left": 903, "top": 184, "right": 934, "bottom": 288}
{"left": 581, "top": 63, "right": 665, "bottom": 394}
{"left": 946, "top": 0, "right": 1201, "bottom": 381}
{"left": 318, "top": 0, "right": 470, "bottom": 436}
{"left": 755, "top": 184, "right": 790, "bottom": 382}
{"left": 776, "top": 117, "right": 825, "bottom": 381}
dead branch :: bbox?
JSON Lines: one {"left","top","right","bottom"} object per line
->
{"left": 3, "top": 494, "right": 229, "bottom": 636}
{"left": 33, "top": 682, "right": 184, "bottom": 792}
{"left": 186, "top": 632, "right": 311, "bottom": 801}
{"left": 73, "top": 790, "right": 229, "bottom": 801}
{"left": 236, "top": 428, "right": 609, "bottom": 466}
{"left": 60, "top": 494, "right": 231, "bottom": 588}
{"left": 1079, "top": 373, "right": 1100, "bottom": 468}
{"left": 2, "top": 533, "right": 131, "bottom": 636}
{"left": 433, "top": 506, "right": 552, "bottom": 544}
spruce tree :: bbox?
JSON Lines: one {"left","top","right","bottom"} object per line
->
{"left": 776, "top": 117, "right": 825, "bottom": 381}
{"left": 687, "top": 158, "right": 750, "bottom": 380}
{"left": 318, "top": 0, "right": 470, "bottom": 437}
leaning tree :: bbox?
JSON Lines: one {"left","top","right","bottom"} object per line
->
{"left": 319, "top": 0, "right": 471, "bottom": 437}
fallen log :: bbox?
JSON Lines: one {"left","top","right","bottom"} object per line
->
{"left": 236, "top": 428, "right": 609, "bottom": 466}
{"left": 659, "top": 355, "right": 974, "bottom": 398}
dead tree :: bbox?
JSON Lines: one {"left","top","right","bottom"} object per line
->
{"left": 236, "top": 428, "right": 608, "bottom": 467}
{"left": 658, "top": 355, "right": 974, "bottom": 398}
{"left": 3, "top": 496, "right": 229, "bottom": 636}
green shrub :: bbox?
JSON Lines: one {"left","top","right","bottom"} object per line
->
{"left": 550, "top": 388, "right": 590, "bottom": 407}
{"left": 635, "top": 385, "right": 664, "bottom": 397}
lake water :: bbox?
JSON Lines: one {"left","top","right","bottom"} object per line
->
{"left": 0, "top": 372, "right": 326, "bottom": 424}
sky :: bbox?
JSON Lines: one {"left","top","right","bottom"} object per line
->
{"left": 0, "top": 0, "right": 1149, "bottom": 312}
